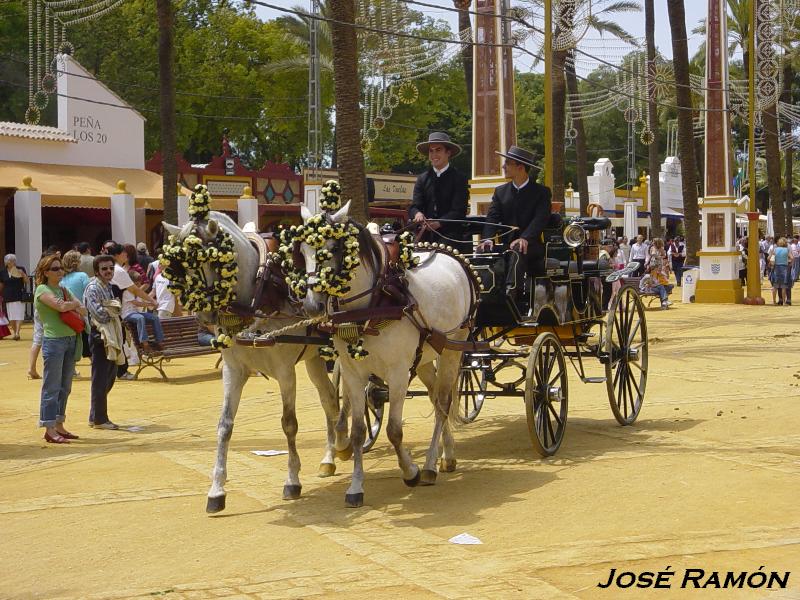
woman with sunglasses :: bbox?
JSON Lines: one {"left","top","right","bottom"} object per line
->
{"left": 33, "top": 254, "right": 87, "bottom": 443}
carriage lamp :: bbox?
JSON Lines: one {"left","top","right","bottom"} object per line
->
{"left": 563, "top": 222, "right": 587, "bottom": 247}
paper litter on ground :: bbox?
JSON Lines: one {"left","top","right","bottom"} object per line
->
{"left": 448, "top": 533, "right": 482, "bottom": 545}
{"left": 251, "top": 450, "right": 289, "bottom": 457}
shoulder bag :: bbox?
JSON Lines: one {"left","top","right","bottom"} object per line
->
{"left": 58, "top": 287, "right": 85, "bottom": 333}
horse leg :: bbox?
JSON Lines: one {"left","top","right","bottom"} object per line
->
{"left": 384, "top": 371, "right": 420, "bottom": 487}
{"left": 277, "top": 370, "right": 303, "bottom": 500}
{"left": 207, "top": 355, "right": 248, "bottom": 513}
{"left": 422, "top": 350, "right": 462, "bottom": 483}
{"left": 342, "top": 374, "right": 367, "bottom": 507}
{"left": 304, "top": 355, "right": 343, "bottom": 477}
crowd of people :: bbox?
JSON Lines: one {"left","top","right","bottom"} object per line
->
{"left": 0, "top": 240, "right": 184, "bottom": 443}
{"left": 746, "top": 234, "right": 800, "bottom": 306}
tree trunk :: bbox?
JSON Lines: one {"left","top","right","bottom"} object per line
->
{"left": 552, "top": 40, "right": 568, "bottom": 207}
{"left": 565, "top": 55, "right": 588, "bottom": 215}
{"left": 645, "top": 0, "right": 663, "bottom": 237}
{"left": 454, "top": 1, "right": 473, "bottom": 116}
{"left": 330, "top": 0, "right": 367, "bottom": 223}
{"left": 667, "top": 0, "right": 700, "bottom": 264}
{"left": 157, "top": 0, "right": 177, "bottom": 225}
{"left": 763, "top": 102, "right": 785, "bottom": 238}
{"left": 783, "top": 62, "right": 794, "bottom": 234}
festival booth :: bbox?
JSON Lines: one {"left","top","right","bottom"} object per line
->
{"left": 0, "top": 55, "right": 170, "bottom": 271}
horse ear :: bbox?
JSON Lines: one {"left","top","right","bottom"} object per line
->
{"left": 301, "top": 205, "right": 313, "bottom": 222}
{"left": 162, "top": 222, "right": 181, "bottom": 237}
{"left": 207, "top": 219, "right": 219, "bottom": 237}
{"left": 330, "top": 200, "right": 351, "bottom": 223}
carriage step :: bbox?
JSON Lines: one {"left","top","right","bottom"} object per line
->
{"left": 581, "top": 377, "right": 607, "bottom": 384}
{"left": 575, "top": 332, "right": 597, "bottom": 341}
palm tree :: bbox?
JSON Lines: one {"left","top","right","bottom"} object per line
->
{"left": 330, "top": 0, "right": 368, "bottom": 223}
{"left": 783, "top": 61, "right": 794, "bottom": 234}
{"left": 453, "top": 1, "right": 473, "bottom": 115}
{"left": 644, "top": 0, "right": 662, "bottom": 237}
{"left": 667, "top": 0, "right": 700, "bottom": 264}
{"left": 523, "top": 0, "right": 639, "bottom": 214}
{"left": 157, "top": 0, "right": 177, "bottom": 224}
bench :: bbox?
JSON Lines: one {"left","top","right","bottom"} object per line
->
{"left": 620, "top": 276, "right": 673, "bottom": 307}
{"left": 123, "top": 315, "right": 220, "bottom": 380}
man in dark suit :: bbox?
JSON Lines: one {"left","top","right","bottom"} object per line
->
{"left": 409, "top": 132, "right": 469, "bottom": 245}
{"left": 478, "top": 145, "right": 552, "bottom": 286}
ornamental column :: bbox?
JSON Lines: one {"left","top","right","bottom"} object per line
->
{"left": 237, "top": 185, "right": 259, "bottom": 229}
{"left": 469, "top": 0, "right": 516, "bottom": 214}
{"left": 13, "top": 176, "right": 42, "bottom": 273}
{"left": 694, "top": 0, "right": 743, "bottom": 303}
{"left": 177, "top": 183, "right": 190, "bottom": 226}
{"left": 110, "top": 180, "right": 137, "bottom": 246}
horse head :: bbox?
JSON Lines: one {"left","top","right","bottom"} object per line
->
{"left": 160, "top": 212, "right": 257, "bottom": 324}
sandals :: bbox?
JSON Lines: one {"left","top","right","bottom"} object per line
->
{"left": 56, "top": 430, "right": 80, "bottom": 440}
{"left": 44, "top": 432, "right": 70, "bottom": 444}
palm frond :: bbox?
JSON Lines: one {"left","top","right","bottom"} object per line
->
{"left": 585, "top": 16, "right": 638, "bottom": 45}
{"left": 595, "top": 0, "right": 642, "bottom": 16}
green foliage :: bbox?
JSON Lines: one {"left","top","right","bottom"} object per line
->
{"left": 0, "top": 0, "right": 321, "bottom": 169}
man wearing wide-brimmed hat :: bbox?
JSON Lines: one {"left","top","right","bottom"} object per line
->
{"left": 478, "top": 145, "right": 552, "bottom": 279}
{"left": 409, "top": 132, "right": 469, "bottom": 243}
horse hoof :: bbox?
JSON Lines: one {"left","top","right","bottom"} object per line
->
{"left": 345, "top": 492, "right": 364, "bottom": 508}
{"left": 335, "top": 443, "right": 353, "bottom": 461}
{"left": 206, "top": 495, "right": 226, "bottom": 513}
{"left": 420, "top": 469, "right": 437, "bottom": 486}
{"left": 403, "top": 467, "right": 421, "bottom": 488}
{"left": 282, "top": 484, "right": 302, "bottom": 500}
{"left": 440, "top": 458, "right": 457, "bottom": 473}
{"left": 318, "top": 462, "right": 336, "bottom": 477}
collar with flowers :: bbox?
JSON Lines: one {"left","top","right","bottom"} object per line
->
{"left": 159, "top": 185, "right": 239, "bottom": 347}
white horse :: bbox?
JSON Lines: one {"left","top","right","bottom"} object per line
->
{"left": 298, "top": 202, "right": 476, "bottom": 507}
{"left": 163, "top": 212, "right": 351, "bottom": 513}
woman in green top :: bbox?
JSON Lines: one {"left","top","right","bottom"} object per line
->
{"left": 34, "top": 253, "right": 87, "bottom": 444}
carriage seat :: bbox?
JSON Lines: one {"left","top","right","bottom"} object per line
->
{"left": 545, "top": 257, "right": 610, "bottom": 274}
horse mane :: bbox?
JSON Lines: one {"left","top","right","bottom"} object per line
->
{"left": 351, "top": 220, "right": 383, "bottom": 277}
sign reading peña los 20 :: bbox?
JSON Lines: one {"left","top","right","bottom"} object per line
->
{"left": 71, "top": 115, "right": 108, "bottom": 144}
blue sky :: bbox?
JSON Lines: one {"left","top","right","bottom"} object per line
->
{"left": 254, "top": 1, "right": 710, "bottom": 72}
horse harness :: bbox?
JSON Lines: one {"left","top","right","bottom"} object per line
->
{"left": 318, "top": 230, "right": 487, "bottom": 375}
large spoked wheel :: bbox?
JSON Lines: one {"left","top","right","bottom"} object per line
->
{"left": 457, "top": 353, "right": 489, "bottom": 423}
{"left": 332, "top": 360, "right": 385, "bottom": 452}
{"left": 524, "top": 332, "right": 569, "bottom": 457}
{"left": 604, "top": 286, "right": 648, "bottom": 425}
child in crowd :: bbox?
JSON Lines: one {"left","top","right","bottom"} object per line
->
{"left": 122, "top": 271, "right": 165, "bottom": 352}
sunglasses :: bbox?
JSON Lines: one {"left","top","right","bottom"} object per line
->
{"left": 48, "top": 266, "right": 63, "bottom": 272}
{"left": 98, "top": 266, "right": 114, "bottom": 272}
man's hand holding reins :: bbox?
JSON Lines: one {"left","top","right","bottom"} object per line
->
{"left": 510, "top": 238, "right": 528, "bottom": 254}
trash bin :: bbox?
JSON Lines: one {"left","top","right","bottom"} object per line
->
{"left": 682, "top": 266, "right": 700, "bottom": 303}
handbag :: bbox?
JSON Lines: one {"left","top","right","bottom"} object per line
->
{"left": 58, "top": 287, "right": 85, "bottom": 333}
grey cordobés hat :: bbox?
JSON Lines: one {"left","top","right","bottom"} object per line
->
{"left": 496, "top": 145, "right": 540, "bottom": 169}
{"left": 416, "top": 132, "right": 462, "bottom": 157}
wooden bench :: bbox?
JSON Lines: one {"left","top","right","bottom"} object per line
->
{"left": 620, "top": 276, "right": 673, "bottom": 307}
{"left": 123, "top": 315, "right": 220, "bottom": 380}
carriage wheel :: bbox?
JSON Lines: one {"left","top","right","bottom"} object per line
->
{"left": 524, "top": 332, "right": 569, "bottom": 457}
{"left": 457, "top": 354, "right": 489, "bottom": 423}
{"left": 332, "top": 360, "right": 385, "bottom": 453}
{"left": 604, "top": 286, "right": 648, "bottom": 425}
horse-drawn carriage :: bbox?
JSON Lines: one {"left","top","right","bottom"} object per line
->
{"left": 340, "top": 211, "right": 649, "bottom": 458}
{"left": 164, "top": 183, "right": 648, "bottom": 510}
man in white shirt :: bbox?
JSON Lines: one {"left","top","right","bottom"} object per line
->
{"left": 630, "top": 235, "right": 648, "bottom": 276}
{"left": 151, "top": 267, "right": 178, "bottom": 318}
{"left": 109, "top": 243, "right": 157, "bottom": 378}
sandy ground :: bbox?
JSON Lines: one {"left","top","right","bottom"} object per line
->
{"left": 1, "top": 289, "right": 799, "bottom": 600}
